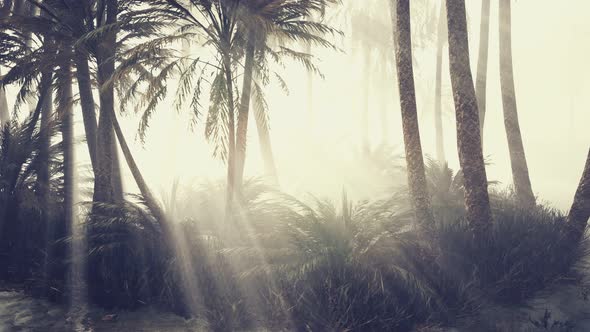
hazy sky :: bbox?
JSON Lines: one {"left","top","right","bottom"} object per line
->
{"left": 3, "top": 0, "right": 589, "bottom": 211}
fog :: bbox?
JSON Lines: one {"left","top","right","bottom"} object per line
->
{"left": 3, "top": 0, "right": 586, "bottom": 211}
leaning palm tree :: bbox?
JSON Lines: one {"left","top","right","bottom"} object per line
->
{"left": 233, "top": 0, "right": 338, "bottom": 187}
{"left": 567, "top": 147, "right": 590, "bottom": 242}
{"left": 499, "top": 0, "right": 535, "bottom": 208}
{"left": 390, "top": 0, "right": 434, "bottom": 226}
{"left": 445, "top": 0, "right": 492, "bottom": 237}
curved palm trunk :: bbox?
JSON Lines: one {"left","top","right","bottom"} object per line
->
{"left": 93, "top": 0, "right": 117, "bottom": 205}
{"left": 235, "top": 35, "right": 256, "bottom": 188}
{"left": 223, "top": 52, "right": 237, "bottom": 219}
{"left": 567, "top": 148, "right": 590, "bottom": 242}
{"left": 499, "top": 0, "right": 535, "bottom": 208}
{"left": 392, "top": 0, "right": 434, "bottom": 226}
{"left": 434, "top": 4, "right": 446, "bottom": 163}
{"left": 111, "top": 110, "right": 167, "bottom": 234}
{"left": 60, "top": 55, "right": 74, "bottom": 269}
{"left": 74, "top": 51, "right": 98, "bottom": 173}
{"left": 476, "top": 0, "right": 490, "bottom": 133}
{"left": 446, "top": 0, "right": 493, "bottom": 237}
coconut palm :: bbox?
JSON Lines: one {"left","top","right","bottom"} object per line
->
{"left": 391, "top": 0, "right": 434, "bottom": 226}
{"left": 233, "top": 0, "right": 338, "bottom": 187}
{"left": 445, "top": 0, "right": 492, "bottom": 237}
{"left": 499, "top": 0, "right": 535, "bottom": 208}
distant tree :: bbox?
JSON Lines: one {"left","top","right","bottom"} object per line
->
{"left": 499, "top": 0, "right": 536, "bottom": 208}
{"left": 567, "top": 148, "right": 590, "bottom": 242}
{"left": 476, "top": 0, "right": 490, "bottom": 133}
{"left": 446, "top": 0, "right": 492, "bottom": 237}
{"left": 391, "top": 0, "right": 434, "bottom": 226}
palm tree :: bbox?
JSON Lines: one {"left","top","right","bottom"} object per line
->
{"left": 433, "top": 3, "right": 446, "bottom": 163}
{"left": 476, "top": 0, "right": 490, "bottom": 133}
{"left": 234, "top": 0, "right": 337, "bottom": 187}
{"left": 0, "top": 69, "right": 7, "bottom": 126}
{"left": 445, "top": 0, "right": 492, "bottom": 236}
{"left": 499, "top": 0, "right": 535, "bottom": 208}
{"left": 92, "top": 0, "right": 119, "bottom": 205}
{"left": 391, "top": 0, "right": 434, "bottom": 226}
{"left": 567, "top": 147, "right": 590, "bottom": 242}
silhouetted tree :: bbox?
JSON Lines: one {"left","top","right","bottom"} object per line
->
{"left": 476, "top": 0, "right": 490, "bottom": 133}
{"left": 567, "top": 148, "right": 590, "bottom": 242}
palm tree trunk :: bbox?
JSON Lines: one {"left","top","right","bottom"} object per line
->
{"left": 446, "top": 0, "right": 493, "bottom": 237}
{"left": 499, "top": 0, "right": 535, "bottom": 208}
{"left": 74, "top": 51, "right": 98, "bottom": 173}
{"left": 111, "top": 110, "right": 167, "bottom": 232}
{"left": 60, "top": 54, "right": 74, "bottom": 269}
{"left": 111, "top": 132, "right": 124, "bottom": 202}
{"left": 93, "top": 0, "right": 117, "bottom": 204}
{"left": 392, "top": 0, "right": 434, "bottom": 226}
{"left": 223, "top": 52, "right": 237, "bottom": 219}
{"left": 434, "top": 4, "right": 446, "bottom": 163}
{"left": 235, "top": 34, "right": 256, "bottom": 188}
{"left": 567, "top": 148, "right": 590, "bottom": 242}
{"left": 476, "top": 0, "right": 490, "bottom": 133}
{"left": 0, "top": 69, "right": 8, "bottom": 126}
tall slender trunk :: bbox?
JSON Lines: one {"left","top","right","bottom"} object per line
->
{"left": 361, "top": 50, "right": 370, "bottom": 154}
{"left": 476, "top": 0, "right": 490, "bottom": 133}
{"left": 392, "top": 0, "right": 434, "bottom": 226}
{"left": 235, "top": 34, "right": 256, "bottom": 188}
{"left": 74, "top": 51, "right": 98, "bottom": 173}
{"left": 446, "top": 0, "right": 493, "bottom": 237}
{"left": 223, "top": 51, "right": 237, "bottom": 219}
{"left": 111, "top": 110, "right": 167, "bottom": 235}
{"left": 0, "top": 69, "right": 8, "bottom": 126}
{"left": 499, "top": 0, "right": 535, "bottom": 208}
{"left": 111, "top": 133, "right": 124, "bottom": 202}
{"left": 434, "top": 4, "right": 446, "bottom": 163}
{"left": 567, "top": 148, "right": 590, "bottom": 242}
{"left": 60, "top": 53, "right": 74, "bottom": 272}
{"left": 93, "top": 0, "right": 117, "bottom": 204}
{"left": 254, "top": 114, "right": 279, "bottom": 186}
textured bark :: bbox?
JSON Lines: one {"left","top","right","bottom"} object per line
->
{"left": 93, "top": 0, "right": 117, "bottom": 204}
{"left": 434, "top": 4, "right": 446, "bottom": 163}
{"left": 499, "top": 0, "right": 536, "bottom": 208}
{"left": 235, "top": 35, "right": 256, "bottom": 188}
{"left": 476, "top": 0, "right": 490, "bottom": 133}
{"left": 223, "top": 52, "right": 237, "bottom": 219}
{"left": 74, "top": 51, "right": 98, "bottom": 173}
{"left": 446, "top": 0, "right": 493, "bottom": 236}
{"left": 60, "top": 55, "right": 74, "bottom": 265}
{"left": 567, "top": 148, "right": 590, "bottom": 242}
{"left": 37, "top": 69, "right": 53, "bottom": 214}
{"left": 111, "top": 130, "right": 124, "bottom": 202}
{"left": 0, "top": 69, "right": 8, "bottom": 126}
{"left": 392, "top": 0, "right": 434, "bottom": 226}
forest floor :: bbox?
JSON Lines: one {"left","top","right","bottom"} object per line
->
{"left": 1, "top": 284, "right": 590, "bottom": 331}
